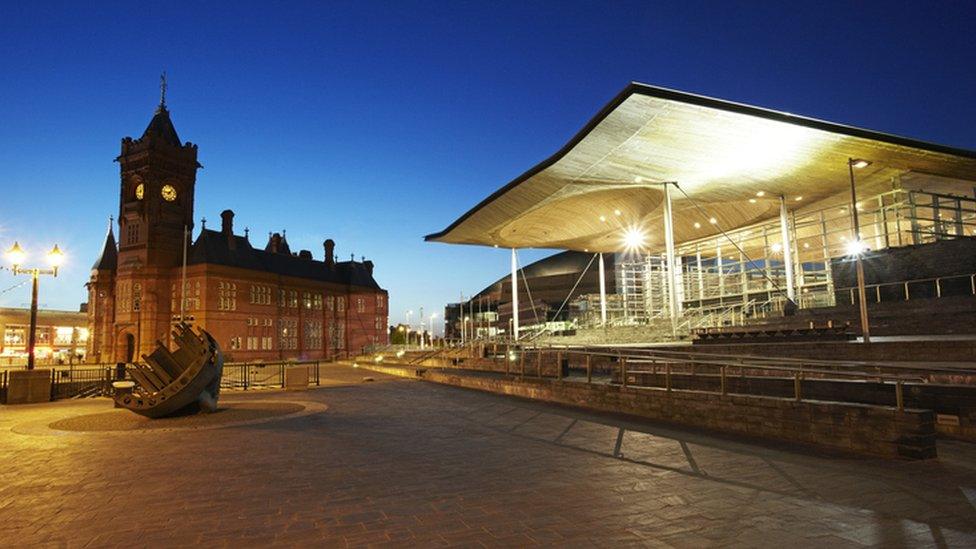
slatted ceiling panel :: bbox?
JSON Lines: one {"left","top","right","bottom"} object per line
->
{"left": 428, "top": 83, "right": 976, "bottom": 253}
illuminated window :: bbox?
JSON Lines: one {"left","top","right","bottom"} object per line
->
{"left": 3, "top": 327, "right": 26, "bottom": 347}
{"left": 218, "top": 281, "right": 237, "bottom": 311}
{"left": 277, "top": 318, "right": 298, "bottom": 350}
{"left": 304, "top": 320, "right": 322, "bottom": 350}
{"left": 250, "top": 285, "right": 271, "bottom": 305}
{"left": 54, "top": 327, "right": 75, "bottom": 345}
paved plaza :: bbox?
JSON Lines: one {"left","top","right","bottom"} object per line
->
{"left": 1, "top": 364, "right": 975, "bottom": 548}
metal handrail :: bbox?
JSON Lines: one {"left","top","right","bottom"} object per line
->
{"left": 835, "top": 271, "right": 976, "bottom": 302}
{"left": 557, "top": 345, "right": 976, "bottom": 379}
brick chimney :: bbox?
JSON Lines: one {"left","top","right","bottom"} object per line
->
{"left": 221, "top": 210, "right": 236, "bottom": 250}
{"left": 324, "top": 239, "right": 335, "bottom": 268}
{"left": 221, "top": 209, "right": 234, "bottom": 236}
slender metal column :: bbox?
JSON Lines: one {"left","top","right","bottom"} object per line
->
{"left": 716, "top": 245, "right": 724, "bottom": 298}
{"left": 598, "top": 253, "right": 607, "bottom": 326}
{"left": 779, "top": 196, "right": 796, "bottom": 302}
{"left": 511, "top": 248, "right": 519, "bottom": 341}
{"left": 848, "top": 159, "right": 871, "bottom": 343}
{"left": 662, "top": 183, "right": 679, "bottom": 323}
{"left": 695, "top": 247, "right": 704, "bottom": 302}
{"left": 791, "top": 209, "right": 804, "bottom": 289}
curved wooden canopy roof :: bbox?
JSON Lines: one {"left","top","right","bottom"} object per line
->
{"left": 426, "top": 82, "right": 976, "bottom": 253}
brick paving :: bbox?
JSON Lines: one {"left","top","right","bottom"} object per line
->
{"left": 1, "top": 363, "right": 975, "bottom": 548}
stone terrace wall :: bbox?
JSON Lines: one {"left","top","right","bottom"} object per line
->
{"left": 365, "top": 363, "right": 936, "bottom": 460}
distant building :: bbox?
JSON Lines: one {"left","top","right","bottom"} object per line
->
{"left": 433, "top": 83, "right": 976, "bottom": 341}
{"left": 1, "top": 307, "right": 88, "bottom": 364}
{"left": 87, "top": 91, "right": 388, "bottom": 364}
{"left": 445, "top": 251, "right": 617, "bottom": 340}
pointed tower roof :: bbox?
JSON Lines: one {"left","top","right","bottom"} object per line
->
{"left": 280, "top": 230, "right": 292, "bottom": 255}
{"left": 92, "top": 221, "right": 118, "bottom": 271}
{"left": 141, "top": 72, "right": 182, "bottom": 146}
{"left": 142, "top": 106, "right": 182, "bottom": 146}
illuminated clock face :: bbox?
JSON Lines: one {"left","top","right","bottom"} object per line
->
{"left": 161, "top": 184, "right": 177, "bottom": 202}
{"left": 135, "top": 183, "right": 144, "bottom": 200}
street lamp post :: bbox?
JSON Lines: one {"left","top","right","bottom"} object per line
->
{"left": 5, "top": 242, "right": 65, "bottom": 370}
{"left": 430, "top": 313, "right": 438, "bottom": 347}
{"left": 419, "top": 307, "right": 424, "bottom": 350}
{"left": 405, "top": 309, "right": 413, "bottom": 346}
{"left": 848, "top": 158, "right": 871, "bottom": 344}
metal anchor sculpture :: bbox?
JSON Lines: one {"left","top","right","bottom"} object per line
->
{"left": 114, "top": 323, "right": 224, "bottom": 418}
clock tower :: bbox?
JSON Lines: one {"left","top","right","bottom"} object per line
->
{"left": 113, "top": 75, "right": 200, "bottom": 360}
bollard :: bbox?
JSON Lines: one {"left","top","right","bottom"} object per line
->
{"left": 620, "top": 357, "right": 627, "bottom": 388}
{"left": 665, "top": 363, "right": 672, "bottom": 393}
{"left": 585, "top": 354, "right": 592, "bottom": 384}
{"left": 537, "top": 350, "right": 543, "bottom": 378}
{"left": 896, "top": 381, "right": 904, "bottom": 411}
{"left": 794, "top": 372, "right": 802, "bottom": 402}
{"left": 721, "top": 365, "right": 727, "bottom": 395}
{"left": 556, "top": 351, "right": 562, "bottom": 380}
{"left": 520, "top": 351, "right": 525, "bottom": 378}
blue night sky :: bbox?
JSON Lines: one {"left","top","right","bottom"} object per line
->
{"left": 1, "top": 1, "right": 973, "bottom": 333}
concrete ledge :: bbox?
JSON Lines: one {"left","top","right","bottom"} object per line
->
{"left": 363, "top": 363, "right": 937, "bottom": 460}
{"left": 6, "top": 369, "right": 52, "bottom": 405}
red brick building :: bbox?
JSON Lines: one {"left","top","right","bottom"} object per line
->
{"left": 86, "top": 96, "right": 388, "bottom": 364}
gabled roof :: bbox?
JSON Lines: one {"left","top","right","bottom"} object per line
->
{"left": 142, "top": 106, "right": 182, "bottom": 147}
{"left": 426, "top": 82, "right": 976, "bottom": 253}
{"left": 188, "top": 229, "right": 381, "bottom": 290}
{"left": 91, "top": 224, "right": 118, "bottom": 271}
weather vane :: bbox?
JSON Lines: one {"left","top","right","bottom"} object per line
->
{"left": 159, "top": 71, "right": 167, "bottom": 109}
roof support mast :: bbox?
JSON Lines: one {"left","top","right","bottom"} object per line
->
{"left": 511, "top": 248, "right": 519, "bottom": 341}
{"left": 598, "top": 253, "right": 607, "bottom": 326}
{"left": 663, "top": 182, "right": 680, "bottom": 334}
{"left": 779, "top": 196, "right": 796, "bottom": 303}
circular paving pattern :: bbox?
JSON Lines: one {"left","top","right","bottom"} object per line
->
{"left": 49, "top": 401, "right": 307, "bottom": 432}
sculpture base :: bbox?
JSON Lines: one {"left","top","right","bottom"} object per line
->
{"left": 6, "top": 369, "right": 51, "bottom": 405}
{"left": 284, "top": 366, "right": 309, "bottom": 391}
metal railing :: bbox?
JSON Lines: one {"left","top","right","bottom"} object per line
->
{"left": 0, "top": 361, "right": 325, "bottom": 403}
{"left": 50, "top": 367, "right": 113, "bottom": 400}
{"left": 394, "top": 344, "right": 976, "bottom": 412}
{"left": 220, "top": 361, "right": 322, "bottom": 390}
{"left": 837, "top": 272, "right": 976, "bottom": 304}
